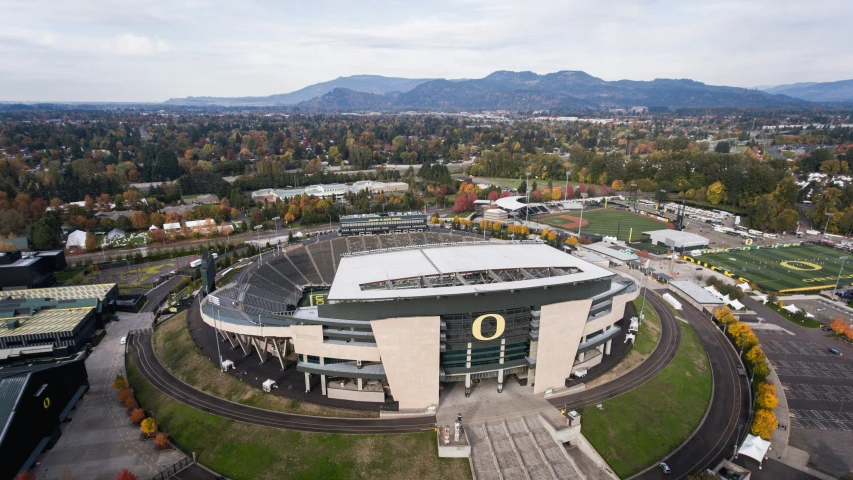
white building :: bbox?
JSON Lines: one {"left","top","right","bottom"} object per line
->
{"left": 644, "top": 229, "right": 709, "bottom": 250}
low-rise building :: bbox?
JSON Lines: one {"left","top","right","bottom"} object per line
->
{"left": 644, "top": 229, "right": 709, "bottom": 250}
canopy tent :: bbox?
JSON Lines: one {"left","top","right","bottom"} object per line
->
{"left": 66, "top": 230, "right": 87, "bottom": 248}
{"left": 754, "top": 294, "right": 768, "bottom": 304}
{"left": 106, "top": 228, "right": 126, "bottom": 241}
{"left": 738, "top": 434, "right": 771, "bottom": 465}
{"left": 782, "top": 304, "right": 801, "bottom": 314}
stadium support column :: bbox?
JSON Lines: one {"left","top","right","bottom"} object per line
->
{"left": 605, "top": 339, "right": 612, "bottom": 355}
{"left": 320, "top": 357, "right": 327, "bottom": 396}
{"left": 358, "top": 378, "right": 363, "bottom": 391}
{"left": 304, "top": 372, "right": 311, "bottom": 393}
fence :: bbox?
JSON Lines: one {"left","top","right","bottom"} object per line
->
{"left": 150, "top": 457, "right": 194, "bottom": 480}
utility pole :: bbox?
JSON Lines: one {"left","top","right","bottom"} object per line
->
{"left": 215, "top": 309, "right": 223, "bottom": 372}
{"left": 578, "top": 193, "right": 588, "bottom": 237}
{"left": 525, "top": 171, "right": 531, "bottom": 225}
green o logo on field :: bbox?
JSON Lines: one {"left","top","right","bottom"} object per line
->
{"left": 780, "top": 261, "right": 822, "bottom": 271}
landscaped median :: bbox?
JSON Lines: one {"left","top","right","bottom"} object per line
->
{"left": 579, "top": 301, "right": 712, "bottom": 478}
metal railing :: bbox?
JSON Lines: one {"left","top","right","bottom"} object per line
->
{"left": 150, "top": 456, "right": 194, "bottom": 480}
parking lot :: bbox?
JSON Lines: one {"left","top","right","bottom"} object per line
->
{"left": 787, "top": 298, "right": 853, "bottom": 326}
{"left": 746, "top": 295, "right": 853, "bottom": 477}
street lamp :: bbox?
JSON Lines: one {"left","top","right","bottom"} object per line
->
{"left": 833, "top": 255, "right": 849, "bottom": 299}
{"left": 630, "top": 184, "right": 638, "bottom": 210}
{"left": 253, "top": 225, "right": 263, "bottom": 265}
{"left": 578, "top": 192, "right": 588, "bottom": 237}
{"left": 216, "top": 309, "right": 223, "bottom": 372}
{"left": 824, "top": 212, "right": 835, "bottom": 237}
{"left": 272, "top": 216, "right": 280, "bottom": 255}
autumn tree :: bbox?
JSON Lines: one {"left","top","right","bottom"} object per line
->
{"left": 714, "top": 306, "right": 736, "bottom": 326}
{"left": 130, "top": 211, "right": 149, "bottom": 229}
{"left": 15, "top": 473, "right": 35, "bottom": 480}
{"left": 829, "top": 318, "right": 850, "bottom": 337}
{"left": 140, "top": 417, "right": 157, "bottom": 438}
{"left": 756, "top": 382, "right": 779, "bottom": 410}
{"left": 611, "top": 180, "right": 626, "bottom": 191}
{"left": 566, "top": 236, "right": 579, "bottom": 246}
{"left": 130, "top": 408, "right": 145, "bottom": 424}
{"left": 745, "top": 345, "right": 767, "bottom": 369}
{"left": 123, "top": 396, "right": 138, "bottom": 410}
{"left": 750, "top": 408, "right": 778, "bottom": 440}
{"left": 115, "top": 469, "right": 137, "bottom": 480}
{"left": 154, "top": 432, "right": 169, "bottom": 450}
{"left": 112, "top": 374, "right": 129, "bottom": 390}
{"left": 706, "top": 181, "right": 727, "bottom": 205}
{"left": 117, "top": 388, "right": 133, "bottom": 403}
{"left": 85, "top": 231, "right": 97, "bottom": 251}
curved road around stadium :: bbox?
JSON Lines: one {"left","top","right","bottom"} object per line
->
{"left": 129, "top": 332, "right": 436, "bottom": 434}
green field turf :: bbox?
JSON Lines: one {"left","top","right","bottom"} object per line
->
{"left": 539, "top": 208, "right": 671, "bottom": 241}
{"left": 694, "top": 244, "right": 853, "bottom": 293}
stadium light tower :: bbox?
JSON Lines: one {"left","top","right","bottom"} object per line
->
{"left": 823, "top": 212, "right": 835, "bottom": 238}
{"left": 833, "top": 256, "right": 849, "bottom": 299}
{"left": 525, "top": 171, "right": 531, "bottom": 224}
{"left": 578, "top": 192, "right": 588, "bottom": 237}
{"left": 564, "top": 170, "right": 571, "bottom": 201}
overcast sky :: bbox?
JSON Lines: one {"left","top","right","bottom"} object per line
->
{"left": 1, "top": 0, "right": 851, "bottom": 102}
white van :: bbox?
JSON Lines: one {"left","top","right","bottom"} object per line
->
{"left": 572, "top": 368, "right": 588, "bottom": 378}
{"left": 120, "top": 336, "right": 127, "bottom": 345}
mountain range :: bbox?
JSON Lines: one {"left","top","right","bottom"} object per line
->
{"left": 165, "top": 71, "right": 853, "bottom": 111}
{"left": 757, "top": 80, "right": 853, "bottom": 103}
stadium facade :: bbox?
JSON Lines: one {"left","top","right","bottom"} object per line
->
{"left": 200, "top": 242, "right": 637, "bottom": 411}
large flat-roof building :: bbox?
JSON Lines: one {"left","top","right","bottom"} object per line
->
{"left": 201, "top": 243, "right": 637, "bottom": 411}
{"left": 644, "top": 229, "right": 709, "bottom": 250}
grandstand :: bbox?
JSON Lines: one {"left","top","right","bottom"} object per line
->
{"left": 235, "top": 231, "right": 489, "bottom": 318}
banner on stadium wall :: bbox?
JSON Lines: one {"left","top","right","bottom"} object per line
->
{"left": 694, "top": 242, "right": 803, "bottom": 256}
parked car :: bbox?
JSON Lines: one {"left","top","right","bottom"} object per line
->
{"left": 822, "top": 326, "right": 833, "bottom": 331}
{"left": 120, "top": 336, "right": 127, "bottom": 345}
{"left": 659, "top": 462, "right": 672, "bottom": 475}
{"left": 829, "top": 348, "right": 842, "bottom": 356}
{"left": 572, "top": 368, "right": 588, "bottom": 378}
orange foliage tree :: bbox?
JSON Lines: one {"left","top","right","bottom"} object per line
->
{"left": 117, "top": 388, "right": 133, "bottom": 403}
{"left": 130, "top": 408, "right": 145, "bottom": 424}
{"left": 115, "top": 469, "right": 137, "bottom": 480}
{"left": 154, "top": 432, "right": 170, "bottom": 450}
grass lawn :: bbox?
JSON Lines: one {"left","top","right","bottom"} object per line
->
{"left": 694, "top": 244, "right": 851, "bottom": 293}
{"left": 153, "top": 312, "right": 374, "bottom": 418}
{"left": 126, "top": 354, "right": 470, "bottom": 480}
{"left": 540, "top": 208, "right": 671, "bottom": 241}
{"left": 55, "top": 267, "right": 86, "bottom": 284}
{"left": 588, "top": 297, "right": 661, "bottom": 388}
{"left": 580, "top": 321, "right": 712, "bottom": 478}
{"left": 766, "top": 301, "right": 824, "bottom": 329}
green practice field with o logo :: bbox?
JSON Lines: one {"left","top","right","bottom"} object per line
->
{"left": 694, "top": 245, "right": 853, "bottom": 293}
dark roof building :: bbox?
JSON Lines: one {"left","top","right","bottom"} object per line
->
{"left": 0, "top": 353, "right": 89, "bottom": 479}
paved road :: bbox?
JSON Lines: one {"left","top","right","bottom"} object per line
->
{"left": 129, "top": 331, "right": 436, "bottom": 434}
{"left": 637, "top": 296, "right": 750, "bottom": 479}
{"left": 548, "top": 290, "right": 682, "bottom": 410}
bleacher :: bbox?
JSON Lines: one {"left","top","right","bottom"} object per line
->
{"left": 396, "top": 233, "right": 413, "bottom": 247}
{"left": 410, "top": 232, "right": 428, "bottom": 245}
{"left": 269, "top": 257, "right": 305, "bottom": 286}
{"left": 425, "top": 231, "right": 444, "bottom": 244}
{"left": 306, "top": 242, "right": 335, "bottom": 284}
{"left": 347, "top": 236, "right": 365, "bottom": 252}
{"left": 288, "top": 248, "right": 322, "bottom": 285}
{"left": 362, "top": 235, "right": 381, "bottom": 251}
{"left": 330, "top": 237, "right": 348, "bottom": 270}
{"left": 378, "top": 235, "right": 396, "bottom": 249}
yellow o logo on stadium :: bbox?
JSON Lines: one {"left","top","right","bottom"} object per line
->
{"left": 43, "top": 397, "right": 51, "bottom": 409}
{"left": 472, "top": 314, "right": 505, "bottom": 341}
{"left": 780, "top": 261, "right": 822, "bottom": 271}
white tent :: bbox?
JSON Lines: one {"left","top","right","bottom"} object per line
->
{"left": 754, "top": 294, "right": 768, "bottom": 304}
{"left": 737, "top": 283, "right": 752, "bottom": 292}
{"left": 106, "top": 228, "right": 126, "bottom": 241}
{"left": 729, "top": 299, "right": 746, "bottom": 311}
{"left": 738, "top": 434, "right": 771, "bottom": 466}
{"left": 66, "top": 230, "right": 87, "bottom": 248}
{"left": 294, "top": 231, "right": 304, "bottom": 238}
{"left": 782, "top": 304, "right": 801, "bottom": 314}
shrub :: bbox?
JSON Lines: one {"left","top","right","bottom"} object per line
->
{"left": 154, "top": 432, "right": 169, "bottom": 450}
{"left": 112, "top": 374, "right": 129, "bottom": 390}
{"left": 130, "top": 408, "right": 145, "bottom": 424}
{"left": 140, "top": 417, "right": 157, "bottom": 438}
{"left": 117, "top": 388, "right": 132, "bottom": 403}
{"left": 115, "top": 469, "right": 137, "bottom": 480}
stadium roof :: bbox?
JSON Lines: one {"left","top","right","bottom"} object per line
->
{"left": 582, "top": 243, "right": 639, "bottom": 261}
{"left": 644, "top": 229, "right": 709, "bottom": 248}
{"left": 329, "top": 243, "right": 614, "bottom": 301}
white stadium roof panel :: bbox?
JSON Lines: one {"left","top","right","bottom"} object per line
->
{"left": 329, "top": 243, "right": 614, "bottom": 301}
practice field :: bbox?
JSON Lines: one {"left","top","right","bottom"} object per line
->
{"left": 693, "top": 244, "right": 853, "bottom": 293}
{"left": 539, "top": 208, "right": 671, "bottom": 241}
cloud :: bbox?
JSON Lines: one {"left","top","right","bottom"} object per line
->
{"left": 0, "top": 0, "right": 851, "bottom": 101}
{"left": 111, "top": 34, "right": 170, "bottom": 56}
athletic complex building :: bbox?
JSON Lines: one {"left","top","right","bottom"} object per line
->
{"left": 200, "top": 234, "right": 638, "bottom": 411}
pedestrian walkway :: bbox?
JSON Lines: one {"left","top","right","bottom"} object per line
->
{"left": 31, "top": 312, "right": 184, "bottom": 480}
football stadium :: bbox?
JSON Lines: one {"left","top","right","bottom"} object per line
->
{"left": 199, "top": 227, "right": 638, "bottom": 412}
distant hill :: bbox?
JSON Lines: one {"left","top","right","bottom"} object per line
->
{"left": 296, "top": 70, "right": 806, "bottom": 111}
{"left": 164, "top": 75, "right": 434, "bottom": 106}
{"left": 758, "top": 80, "right": 853, "bottom": 103}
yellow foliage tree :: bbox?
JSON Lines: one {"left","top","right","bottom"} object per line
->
{"left": 745, "top": 345, "right": 766, "bottom": 368}
{"left": 551, "top": 189, "right": 563, "bottom": 201}
{"left": 112, "top": 374, "right": 129, "bottom": 390}
{"left": 756, "top": 385, "right": 779, "bottom": 410}
{"left": 547, "top": 231, "right": 557, "bottom": 242}
{"left": 140, "top": 417, "right": 157, "bottom": 438}
{"left": 566, "top": 236, "right": 579, "bottom": 246}
{"left": 492, "top": 221, "right": 501, "bottom": 231}
{"left": 540, "top": 228, "right": 550, "bottom": 239}
{"left": 706, "top": 181, "right": 727, "bottom": 205}
{"left": 611, "top": 180, "right": 626, "bottom": 191}
{"left": 713, "top": 306, "right": 736, "bottom": 326}
{"left": 750, "top": 409, "right": 778, "bottom": 440}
